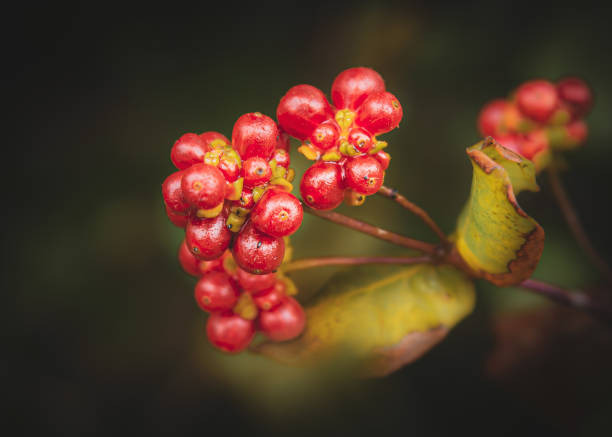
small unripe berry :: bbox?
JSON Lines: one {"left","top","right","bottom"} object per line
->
{"left": 271, "top": 148, "right": 290, "bottom": 168}
{"left": 162, "top": 170, "right": 189, "bottom": 214}
{"left": 259, "top": 296, "right": 306, "bottom": 342}
{"left": 236, "top": 267, "right": 277, "bottom": 293}
{"left": 181, "top": 163, "right": 226, "bottom": 210}
{"left": 309, "top": 120, "right": 340, "bottom": 150}
{"left": 232, "top": 112, "right": 278, "bottom": 160}
{"left": 194, "top": 271, "right": 240, "bottom": 312}
{"left": 277, "top": 84, "right": 334, "bottom": 140}
{"left": 356, "top": 91, "right": 403, "bottom": 135}
{"left": 171, "top": 133, "right": 210, "bottom": 170}
{"left": 243, "top": 157, "right": 272, "bottom": 188}
{"left": 331, "top": 67, "right": 386, "bottom": 110}
{"left": 477, "top": 99, "right": 507, "bottom": 137}
{"left": 232, "top": 221, "right": 285, "bottom": 274}
{"left": 206, "top": 311, "right": 255, "bottom": 353}
{"left": 178, "top": 239, "right": 202, "bottom": 276}
{"left": 557, "top": 77, "right": 593, "bottom": 118}
{"left": 344, "top": 156, "right": 384, "bottom": 195}
{"left": 185, "top": 213, "right": 232, "bottom": 260}
{"left": 252, "top": 281, "right": 285, "bottom": 311}
{"left": 516, "top": 80, "right": 559, "bottom": 123}
{"left": 348, "top": 127, "right": 374, "bottom": 152}
{"left": 251, "top": 190, "right": 303, "bottom": 238}
{"left": 300, "top": 161, "right": 345, "bottom": 211}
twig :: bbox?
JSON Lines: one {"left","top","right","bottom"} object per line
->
{"left": 282, "top": 255, "right": 432, "bottom": 273}
{"left": 377, "top": 185, "right": 448, "bottom": 243}
{"left": 547, "top": 166, "right": 612, "bottom": 284}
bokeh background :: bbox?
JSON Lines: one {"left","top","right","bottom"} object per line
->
{"left": 6, "top": 1, "right": 612, "bottom": 435}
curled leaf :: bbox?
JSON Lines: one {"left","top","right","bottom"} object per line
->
{"left": 453, "top": 138, "right": 545, "bottom": 286}
{"left": 255, "top": 264, "right": 475, "bottom": 377}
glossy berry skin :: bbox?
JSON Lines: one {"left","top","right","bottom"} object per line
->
{"left": 252, "top": 282, "right": 285, "bottom": 311}
{"left": 344, "top": 156, "right": 384, "bottom": 195}
{"left": 557, "top": 77, "right": 593, "bottom": 118}
{"left": 271, "top": 148, "right": 290, "bottom": 168}
{"left": 178, "top": 239, "right": 202, "bottom": 276}
{"left": 259, "top": 296, "right": 305, "bottom": 341}
{"left": 232, "top": 221, "right": 285, "bottom": 274}
{"left": 356, "top": 91, "right": 403, "bottom": 135}
{"left": 194, "top": 271, "right": 240, "bottom": 312}
{"left": 162, "top": 170, "right": 189, "bottom": 213}
{"left": 477, "top": 99, "right": 507, "bottom": 137}
{"left": 251, "top": 190, "right": 303, "bottom": 238}
{"left": 331, "top": 67, "right": 385, "bottom": 110}
{"left": 185, "top": 214, "right": 232, "bottom": 260}
{"left": 300, "top": 161, "right": 345, "bottom": 210}
{"left": 165, "top": 204, "right": 188, "bottom": 227}
{"left": 217, "top": 152, "right": 241, "bottom": 182}
{"left": 232, "top": 112, "right": 278, "bottom": 160}
{"left": 181, "top": 163, "right": 226, "bottom": 210}
{"left": 170, "top": 133, "right": 210, "bottom": 170}
{"left": 277, "top": 84, "right": 334, "bottom": 140}
{"left": 200, "top": 131, "right": 229, "bottom": 147}
{"left": 242, "top": 157, "right": 272, "bottom": 188}
{"left": 206, "top": 311, "right": 255, "bottom": 353}
{"left": 236, "top": 267, "right": 276, "bottom": 293}
{"left": 236, "top": 188, "right": 255, "bottom": 210}
{"left": 348, "top": 127, "right": 373, "bottom": 152}
{"left": 373, "top": 150, "right": 391, "bottom": 170}
{"left": 309, "top": 120, "right": 340, "bottom": 150}
{"left": 516, "top": 80, "right": 559, "bottom": 123}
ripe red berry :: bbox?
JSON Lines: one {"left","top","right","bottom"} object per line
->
{"left": 199, "top": 131, "right": 229, "bottom": 147}
{"left": 557, "top": 77, "right": 593, "bottom": 118}
{"left": 259, "top": 296, "right": 306, "bottom": 342}
{"left": 277, "top": 84, "right": 334, "bottom": 140}
{"left": 373, "top": 150, "right": 391, "bottom": 170}
{"left": 185, "top": 213, "right": 232, "bottom": 260}
{"left": 236, "top": 188, "right": 255, "bottom": 210}
{"left": 271, "top": 148, "right": 290, "bottom": 168}
{"left": 348, "top": 127, "right": 374, "bottom": 152}
{"left": 331, "top": 67, "right": 386, "bottom": 110}
{"left": 165, "top": 204, "right": 188, "bottom": 227}
{"left": 252, "top": 282, "right": 285, "bottom": 311}
{"left": 300, "top": 161, "right": 345, "bottom": 210}
{"left": 206, "top": 311, "right": 255, "bottom": 353}
{"left": 178, "top": 239, "right": 202, "bottom": 276}
{"left": 170, "top": 133, "right": 210, "bottom": 170}
{"left": 232, "top": 221, "right": 285, "bottom": 274}
{"left": 356, "top": 91, "right": 403, "bottom": 135}
{"left": 522, "top": 130, "right": 549, "bottom": 160}
{"left": 162, "top": 170, "right": 189, "bottom": 214}
{"left": 242, "top": 157, "right": 272, "bottom": 188}
{"left": 516, "top": 80, "right": 559, "bottom": 123}
{"left": 344, "top": 156, "right": 384, "bottom": 195}
{"left": 236, "top": 267, "right": 276, "bottom": 293}
{"left": 477, "top": 99, "right": 508, "bottom": 137}
{"left": 493, "top": 133, "right": 525, "bottom": 156}
{"left": 181, "top": 163, "right": 226, "bottom": 210}
{"left": 232, "top": 112, "right": 278, "bottom": 160}
{"left": 194, "top": 271, "right": 240, "bottom": 312}
{"left": 251, "top": 190, "right": 303, "bottom": 238}
{"left": 309, "top": 120, "right": 340, "bottom": 150}
{"left": 217, "top": 152, "right": 241, "bottom": 182}
{"left": 566, "top": 119, "right": 588, "bottom": 144}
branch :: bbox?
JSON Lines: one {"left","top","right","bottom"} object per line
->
{"left": 377, "top": 185, "right": 448, "bottom": 243}
{"left": 303, "top": 205, "right": 438, "bottom": 255}
{"left": 547, "top": 166, "right": 612, "bottom": 284}
{"left": 282, "top": 255, "right": 432, "bottom": 273}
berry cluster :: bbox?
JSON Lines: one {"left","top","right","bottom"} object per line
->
{"left": 178, "top": 244, "right": 305, "bottom": 353}
{"left": 162, "top": 112, "right": 303, "bottom": 275}
{"left": 277, "top": 67, "right": 403, "bottom": 210}
{"left": 477, "top": 78, "right": 592, "bottom": 167}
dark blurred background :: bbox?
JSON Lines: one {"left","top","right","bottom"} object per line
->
{"left": 5, "top": 1, "right": 612, "bottom": 435}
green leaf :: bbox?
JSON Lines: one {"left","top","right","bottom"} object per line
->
{"left": 255, "top": 264, "right": 475, "bottom": 377}
{"left": 453, "top": 138, "right": 545, "bottom": 286}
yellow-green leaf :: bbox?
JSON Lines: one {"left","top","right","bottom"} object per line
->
{"left": 453, "top": 137, "right": 545, "bottom": 286}
{"left": 255, "top": 264, "right": 475, "bottom": 377}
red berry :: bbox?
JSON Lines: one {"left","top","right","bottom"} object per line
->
{"left": 251, "top": 190, "right": 303, "bottom": 237}
{"left": 373, "top": 150, "right": 391, "bottom": 170}
{"left": 516, "top": 80, "right": 559, "bottom": 123}
{"left": 232, "top": 221, "right": 285, "bottom": 274}
{"left": 309, "top": 120, "right": 340, "bottom": 150}
{"left": 271, "top": 148, "right": 290, "bottom": 168}
{"left": 252, "top": 282, "right": 285, "bottom": 311}
{"left": 277, "top": 84, "right": 334, "bottom": 140}
{"left": 344, "top": 156, "right": 384, "bottom": 195}
{"left": 181, "top": 163, "right": 226, "bottom": 210}
{"left": 477, "top": 99, "right": 508, "bottom": 137}
{"left": 242, "top": 157, "right": 272, "bottom": 188}
{"left": 162, "top": 170, "right": 189, "bottom": 213}
{"left": 185, "top": 213, "right": 232, "bottom": 260}
{"left": 199, "top": 131, "right": 229, "bottom": 147}
{"left": 236, "top": 188, "right": 255, "bottom": 210}
{"left": 356, "top": 91, "right": 403, "bottom": 135}
{"left": 232, "top": 112, "right": 278, "bottom": 160}
{"left": 348, "top": 127, "right": 374, "bottom": 152}
{"left": 178, "top": 239, "right": 202, "bottom": 276}
{"left": 194, "top": 271, "right": 240, "bottom": 312}
{"left": 170, "top": 133, "right": 210, "bottom": 170}
{"left": 331, "top": 67, "right": 386, "bottom": 110}
{"left": 300, "top": 161, "right": 345, "bottom": 210}
{"left": 199, "top": 255, "right": 226, "bottom": 275}
{"left": 217, "top": 153, "right": 241, "bottom": 182}
{"left": 259, "top": 296, "right": 305, "bottom": 342}
{"left": 165, "top": 204, "right": 188, "bottom": 227}
{"left": 236, "top": 267, "right": 277, "bottom": 293}
{"left": 557, "top": 77, "right": 593, "bottom": 118}
{"left": 493, "top": 133, "right": 525, "bottom": 156}
{"left": 206, "top": 311, "right": 255, "bottom": 353}
{"left": 522, "top": 130, "right": 549, "bottom": 160}
{"left": 566, "top": 120, "right": 588, "bottom": 144}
